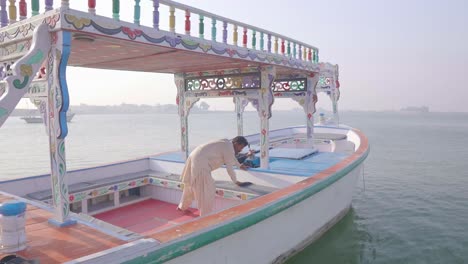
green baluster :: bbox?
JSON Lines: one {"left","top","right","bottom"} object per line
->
{"left": 252, "top": 30, "right": 256, "bottom": 50}
{"left": 113, "top": 0, "right": 120, "bottom": 21}
{"left": 32, "top": 0, "right": 39, "bottom": 16}
{"left": 211, "top": 18, "right": 216, "bottom": 41}
{"left": 199, "top": 15, "right": 204, "bottom": 39}
{"left": 293, "top": 43, "right": 296, "bottom": 58}
{"left": 134, "top": 0, "right": 140, "bottom": 25}
{"left": 260, "top": 32, "right": 264, "bottom": 51}
{"left": 287, "top": 41, "right": 291, "bottom": 56}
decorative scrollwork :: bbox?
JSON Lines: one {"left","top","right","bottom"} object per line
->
{"left": 272, "top": 78, "right": 306, "bottom": 92}
{"left": 185, "top": 73, "right": 261, "bottom": 91}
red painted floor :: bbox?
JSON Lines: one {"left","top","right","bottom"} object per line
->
{"left": 94, "top": 199, "right": 199, "bottom": 235}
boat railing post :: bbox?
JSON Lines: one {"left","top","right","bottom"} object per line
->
{"left": 258, "top": 66, "right": 276, "bottom": 169}
{"left": 46, "top": 30, "right": 76, "bottom": 227}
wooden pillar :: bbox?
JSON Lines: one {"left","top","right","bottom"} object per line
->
{"left": 258, "top": 66, "right": 275, "bottom": 169}
{"left": 234, "top": 97, "right": 248, "bottom": 136}
{"left": 305, "top": 73, "right": 319, "bottom": 144}
{"left": 47, "top": 31, "right": 75, "bottom": 227}
{"left": 175, "top": 74, "right": 188, "bottom": 159}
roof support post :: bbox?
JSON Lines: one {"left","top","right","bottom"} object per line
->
{"left": 305, "top": 73, "right": 319, "bottom": 145}
{"left": 234, "top": 97, "right": 248, "bottom": 136}
{"left": 258, "top": 66, "right": 275, "bottom": 169}
{"left": 46, "top": 30, "right": 76, "bottom": 227}
{"left": 175, "top": 73, "right": 199, "bottom": 160}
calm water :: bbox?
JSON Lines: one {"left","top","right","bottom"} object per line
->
{"left": 1, "top": 111, "right": 467, "bottom": 263}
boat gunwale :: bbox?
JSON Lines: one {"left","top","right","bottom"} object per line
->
{"left": 128, "top": 128, "right": 369, "bottom": 264}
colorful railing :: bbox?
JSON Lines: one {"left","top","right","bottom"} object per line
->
{"left": 0, "top": 0, "right": 319, "bottom": 63}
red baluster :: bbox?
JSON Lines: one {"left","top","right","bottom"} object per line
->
{"left": 19, "top": 0, "right": 26, "bottom": 20}
{"left": 308, "top": 48, "right": 312, "bottom": 61}
{"left": 88, "top": 0, "right": 96, "bottom": 14}
{"left": 185, "top": 10, "right": 190, "bottom": 35}
{"left": 242, "top": 27, "right": 247, "bottom": 48}
{"left": 281, "top": 39, "right": 285, "bottom": 55}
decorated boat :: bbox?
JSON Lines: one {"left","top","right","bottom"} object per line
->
{"left": 0, "top": 1, "right": 369, "bottom": 263}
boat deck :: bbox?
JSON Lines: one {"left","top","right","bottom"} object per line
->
{"left": 151, "top": 151, "right": 349, "bottom": 177}
{"left": 94, "top": 199, "right": 199, "bottom": 235}
{"left": 0, "top": 194, "right": 125, "bottom": 264}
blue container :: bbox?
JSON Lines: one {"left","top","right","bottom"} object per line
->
{"left": 0, "top": 201, "right": 27, "bottom": 216}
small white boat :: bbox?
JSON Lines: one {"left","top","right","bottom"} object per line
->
{"left": 0, "top": 1, "right": 369, "bottom": 263}
{"left": 20, "top": 112, "right": 75, "bottom": 124}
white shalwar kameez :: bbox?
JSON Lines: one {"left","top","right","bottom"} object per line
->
{"left": 178, "top": 139, "right": 242, "bottom": 216}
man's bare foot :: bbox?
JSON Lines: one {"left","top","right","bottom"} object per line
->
{"left": 176, "top": 207, "right": 191, "bottom": 214}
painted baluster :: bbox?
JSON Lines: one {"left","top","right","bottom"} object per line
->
{"left": 281, "top": 39, "right": 285, "bottom": 55}
{"left": 0, "top": 0, "right": 7, "bottom": 27}
{"left": 8, "top": 0, "right": 16, "bottom": 24}
{"left": 308, "top": 48, "right": 312, "bottom": 61}
{"left": 267, "top": 34, "right": 271, "bottom": 53}
{"left": 61, "top": 0, "right": 68, "bottom": 9}
{"left": 184, "top": 10, "right": 190, "bottom": 35}
{"left": 251, "top": 30, "right": 256, "bottom": 50}
{"left": 211, "top": 18, "right": 216, "bottom": 41}
{"left": 134, "top": 0, "right": 140, "bottom": 25}
{"left": 153, "top": 0, "right": 159, "bottom": 29}
{"left": 222, "top": 21, "right": 227, "bottom": 44}
{"left": 260, "top": 32, "right": 264, "bottom": 51}
{"left": 31, "top": 0, "right": 39, "bottom": 16}
{"left": 112, "top": 0, "right": 119, "bottom": 21}
{"left": 274, "top": 36, "right": 278, "bottom": 54}
{"left": 199, "top": 15, "right": 204, "bottom": 39}
{"left": 287, "top": 41, "right": 291, "bottom": 56}
{"left": 242, "top": 27, "right": 247, "bottom": 48}
{"left": 88, "top": 0, "right": 95, "bottom": 14}
{"left": 303, "top": 46, "right": 307, "bottom": 60}
{"left": 233, "top": 24, "right": 238, "bottom": 46}
{"left": 298, "top": 45, "right": 302, "bottom": 60}
{"left": 169, "top": 6, "right": 175, "bottom": 33}
{"left": 293, "top": 43, "right": 297, "bottom": 58}
{"left": 314, "top": 49, "right": 319, "bottom": 63}
{"left": 18, "top": 0, "right": 25, "bottom": 19}
{"left": 45, "top": 0, "right": 53, "bottom": 11}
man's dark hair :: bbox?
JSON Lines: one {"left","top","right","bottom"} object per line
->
{"left": 232, "top": 136, "right": 248, "bottom": 146}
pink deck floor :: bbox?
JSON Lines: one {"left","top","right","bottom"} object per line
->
{"left": 94, "top": 199, "right": 199, "bottom": 235}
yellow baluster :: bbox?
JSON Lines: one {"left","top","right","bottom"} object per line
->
{"left": 169, "top": 6, "right": 175, "bottom": 33}
{"left": 274, "top": 36, "right": 278, "bottom": 54}
{"left": 8, "top": 0, "right": 16, "bottom": 23}
{"left": 233, "top": 25, "right": 238, "bottom": 46}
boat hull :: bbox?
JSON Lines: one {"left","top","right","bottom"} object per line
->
{"left": 163, "top": 164, "right": 362, "bottom": 264}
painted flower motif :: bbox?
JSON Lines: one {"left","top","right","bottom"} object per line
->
{"left": 129, "top": 181, "right": 136, "bottom": 186}
{"left": 69, "top": 195, "right": 74, "bottom": 202}
{"left": 64, "top": 15, "right": 91, "bottom": 30}
{"left": 261, "top": 129, "right": 266, "bottom": 135}
{"left": 216, "top": 190, "right": 224, "bottom": 196}
{"left": 122, "top": 27, "right": 143, "bottom": 40}
{"left": 165, "top": 36, "right": 182, "bottom": 47}
{"left": 92, "top": 190, "right": 98, "bottom": 197}
{"left": 307, "top": 113, "right": 312, "bottom": 119}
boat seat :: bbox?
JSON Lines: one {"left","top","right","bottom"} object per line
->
{"left": 25, "top": 170, "right": 170, "bottom": 201}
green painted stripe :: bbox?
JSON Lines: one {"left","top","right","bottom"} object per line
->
{"left": 126, "top": 146, "right": 370, "bottom": 264}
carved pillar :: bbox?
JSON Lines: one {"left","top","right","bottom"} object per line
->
{"left": 258, "top": 66, "right": 275, "bottom": 169}
{"left": 305, "top": 73, "right": 319, "bottom": 144}
{"left": 175, "top": 74, "right": 199, "bottom": 160}
{"left": 234, "top": 97, "right": 248, "bottom": 136}
{"left": 46, "top": 31, "right": 75, "bottom": 227}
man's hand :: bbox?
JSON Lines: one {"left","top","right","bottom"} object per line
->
{"left": 240, "top": 164, "right": 250, "bottom": 170}
{"left": 236, "top": 181, "right": 253, "bottom": 187}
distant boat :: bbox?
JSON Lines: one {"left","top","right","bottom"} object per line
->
{"left": 400, "top": 106, "right": 429, "bottom": 113}
{"left": 21, "top": 112, "right": 75, "bottom": 124}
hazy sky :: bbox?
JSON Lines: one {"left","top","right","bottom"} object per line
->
{"left": 61, "top": 0, "right": 468, "bottom": 112}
